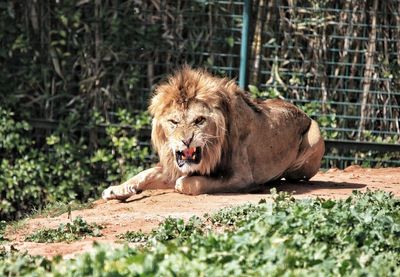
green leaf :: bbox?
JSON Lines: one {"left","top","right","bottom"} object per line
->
{"left": 248, "top": 85, "right": 259, "bottom": 97}
{"left": 225, "top": 36, "right": 235, "bottom": 48}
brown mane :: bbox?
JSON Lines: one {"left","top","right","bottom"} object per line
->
{"left": 148, "top": 66, "right": 236, "bottom": 116}
{"left": 148, "top": 66, "right": 240, "bottom": 181}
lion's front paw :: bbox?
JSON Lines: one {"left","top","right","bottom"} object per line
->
{"left": 175, "top": 176, "right": 202, "bottom": 195}
{"left": 102, "top": 185, "right": 136, "bottom": 201}
{"left": 174, "top": 176, "right": 185, "bottom": 193}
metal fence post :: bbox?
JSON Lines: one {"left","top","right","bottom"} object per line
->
{"left": 239, "top": 0, "right": 251, "bottom": 90}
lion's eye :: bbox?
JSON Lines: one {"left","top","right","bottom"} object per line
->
{"left": 194, "top": 116, "right": 206, "bottom": 125}
{"left": 168, "top": 119, "right": 178, "bottom": 125}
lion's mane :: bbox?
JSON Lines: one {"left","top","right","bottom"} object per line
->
{"left": 148, "top": 66, "right": 245, "bottom": 181}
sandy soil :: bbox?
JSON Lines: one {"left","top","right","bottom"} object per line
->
{"left": 4, "top": 166, "right": 400, "bottom": 258}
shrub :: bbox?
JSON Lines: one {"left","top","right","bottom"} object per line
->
{"left": 0, "top": 107, "right": 151, "bottom": 220}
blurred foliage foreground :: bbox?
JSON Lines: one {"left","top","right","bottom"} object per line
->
{"left": 0, "top": 190, "right": 399, "bottom": 276}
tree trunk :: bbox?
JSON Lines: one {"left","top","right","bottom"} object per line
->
{"left": 358, "top": 0, "right": 378, "bottom": 140}
{"left": 250, "top": 0, "right": 266, "bottom": 85}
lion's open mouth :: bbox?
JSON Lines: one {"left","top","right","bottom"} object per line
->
{"left": 175, "top": 147, "right": 202, "bottom": 167}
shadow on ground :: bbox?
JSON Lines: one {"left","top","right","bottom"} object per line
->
{"left": 204, "top": 180, "right": 366, "bottom": 197}
{"left": 266, "top": 180, "right": 367, "bottom": 195}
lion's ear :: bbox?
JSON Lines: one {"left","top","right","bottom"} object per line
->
{"left": 149, "top": 84, "right": 172, "bottom": 118}
{"left": 151, "top": 118, "right": 166, "bottom": 154}
{"left": 148, "top": 93, "right": 161, "bottom": 118}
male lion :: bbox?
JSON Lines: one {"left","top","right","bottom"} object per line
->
{"left": 102, "top": 67, "right": 324, "bottom": 199}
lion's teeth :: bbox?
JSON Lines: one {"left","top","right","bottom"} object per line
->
{"left": 193, "top": 154, "right": 196, "bottom": 159}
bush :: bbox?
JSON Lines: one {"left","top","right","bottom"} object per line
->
{"left": 0, "top": 107, "right": 151, "bottom": 220}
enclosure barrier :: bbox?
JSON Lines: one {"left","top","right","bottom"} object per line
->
{"left": 1, "top": 0, "right": 399, "bottom": 168}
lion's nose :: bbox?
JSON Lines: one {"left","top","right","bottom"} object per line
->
{"left": 182, "top": 134, "right": 194, "bottom": 147}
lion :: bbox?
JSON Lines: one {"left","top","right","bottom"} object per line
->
{"left": 102, "top": 66, "right": 324, "bottom": 200}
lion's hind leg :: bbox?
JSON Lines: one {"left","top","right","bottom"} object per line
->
{"left": 284, "top": 120, "right": 325, "bottom": 181}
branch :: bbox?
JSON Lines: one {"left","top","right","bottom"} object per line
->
{"left": 358, "top": 0, "right": 378, "bottom": 141}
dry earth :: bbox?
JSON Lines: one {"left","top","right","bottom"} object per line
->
{"left": 4, "top": 166, "right": 400, "bottom": 258}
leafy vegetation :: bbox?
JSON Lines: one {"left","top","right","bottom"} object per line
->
{"left": 117, "top": 230, "right": 148, "bottom": 243}
{"left": 0, "top": 107, "right": 150, "bottom": 220}
{"left": 2, "top": 191, "right": 396, "bottom": 276}
{"left": 248, "top": 84, "right": 284, "bottom": 100}
{"left": 118, "top": 216, "right": 205, "bottom": 244}
{"left": 0, "top": 221, "right": 7, "bottom": 243}
{"left": 25, "top": 217, "right": 102, "bottom": 243}
{"left": 150, "top": 216, "right": 205, "bottom": 242}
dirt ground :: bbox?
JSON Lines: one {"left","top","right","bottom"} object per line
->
{"left": 4, "top": 166, "right": 400, "bottom": 258}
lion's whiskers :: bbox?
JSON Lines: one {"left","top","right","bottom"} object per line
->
{"left": 215, "top": 124, "right": 227, "bottom": 133}
{"left": 203, "top": 134, "right": 220, "bottom": 139}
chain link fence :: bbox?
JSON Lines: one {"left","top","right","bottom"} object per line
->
{"left": 246, "top": 0, "right": 400, "bottom": 168}
{"left": 1, "top": 0, "right": 399, "bottom": 168}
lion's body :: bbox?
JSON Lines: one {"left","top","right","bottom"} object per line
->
{"left": 233, "top": 99, "right": 317, "bottom": 185}
{"left": 102, "top": 67, "right": 324, "bottom": 199}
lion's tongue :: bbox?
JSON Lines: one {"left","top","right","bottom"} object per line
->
{"left": 183, "top": 147, "right": 196, "bottom": 159}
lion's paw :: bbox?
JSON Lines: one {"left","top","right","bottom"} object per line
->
{"left": 102, "top": 185, "right": 136, "bottom": 201}
{"left": 175, "top": 176, "right": 202, "bottom": 195}
{"left": 174, "top": 176, "right": 186, "bottom": 193}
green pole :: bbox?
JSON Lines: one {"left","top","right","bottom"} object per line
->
{"left": 239, "top": 0, "right": 251, "bottom": 90}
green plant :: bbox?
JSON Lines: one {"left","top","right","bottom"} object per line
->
{"left": 117, "top": 230, "right": 148, "bottom": 243}
{"left": 206, "top": 203, "right": 267, "bottom": 228}
{"left": 0, "top": 107, "right": 151, "bottom": 220}
{"left": 151, "top": 216, "right": 205, "bottom": 242}
{"left": 248, "top": 84, "right": 283, "bottom": 99}
{"left": 300, "top": 101, "right": 338, "bottom": 139}
{"left": 0, "top": 108, "right": 47, "bottom": 219}
{"left": 2, "top": 190, "right": 399, "bottom": 276}
{"left": 0, "top": 109, "right": 32, "bottom": 155}
{"left": 90, "top": 109, "right": 151, "bottom": 183}
{"left": 118, "top": 216, "right": 205, "bottom": 244}
{"left": 0, "top": 133, "right": 93, "bottom": 220}
{"left": 25, "top": 217, "right": 102, "bottom": 243}
{"left": 0, "top": 249, "right": 54, "bottom": 276}
{"left": 0, "top": 221, "right": 7, "bottom": 243}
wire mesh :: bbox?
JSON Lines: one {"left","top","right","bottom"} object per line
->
{"left": 2, "top": 0, "right": 399, "bottom": 168}
{"left": 246, "top": 0, "right": 400, "bottom": 167}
